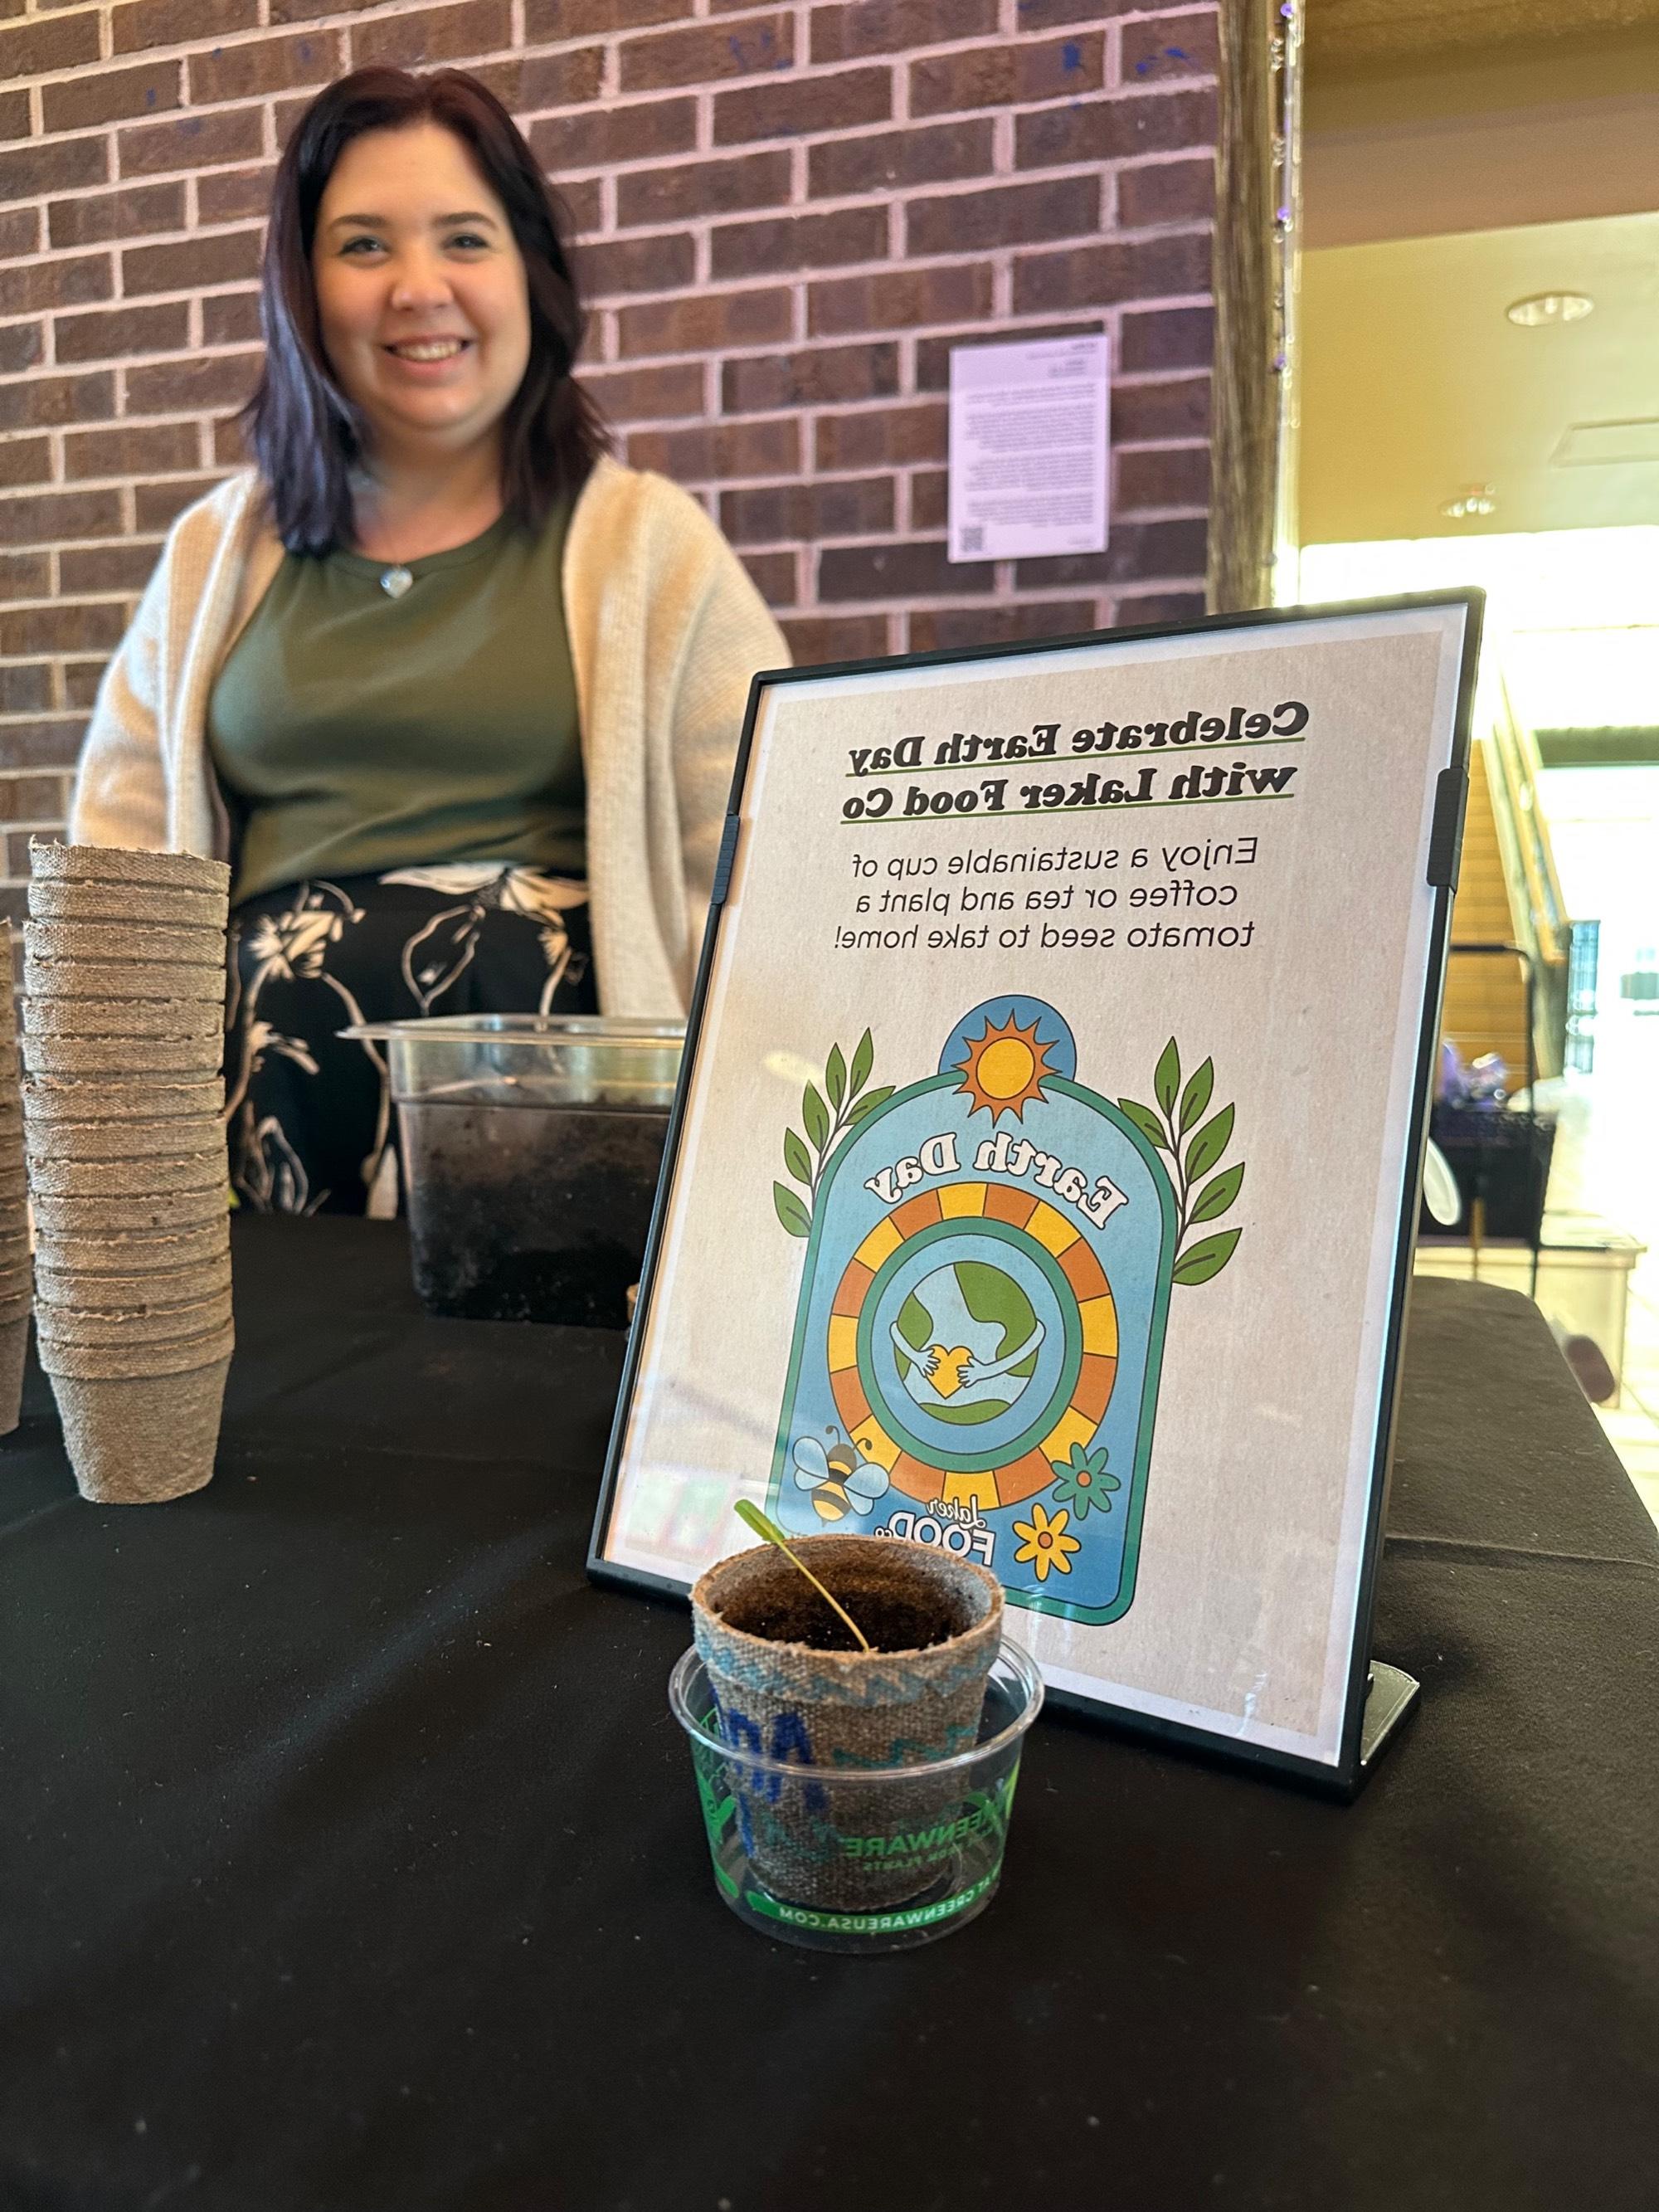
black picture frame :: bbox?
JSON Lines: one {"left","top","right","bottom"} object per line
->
{"left": 587, "top": 591, "right": 1486, "bottom": 1798}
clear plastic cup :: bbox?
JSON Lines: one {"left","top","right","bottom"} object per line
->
{"left": 668, "top": 1638, "right": 1044, "bottom": 1953}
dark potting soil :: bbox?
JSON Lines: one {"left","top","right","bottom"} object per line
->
{"left": 401, "top": 1100, "right": 669, "bottom": 1327}
{"left": 719, "top": 1586, "right": 961, "bottom": 1654}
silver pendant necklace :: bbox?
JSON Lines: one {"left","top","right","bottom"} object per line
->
{"left": 379, "top": 562, "right": 414, "bottom": 600}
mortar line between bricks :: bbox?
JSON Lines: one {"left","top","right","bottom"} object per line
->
{"left": 0, "top": 346, "right": 1217, "bottom": 410}
{"left": 9, "top": 93, "right": 1199, "bottom": 188}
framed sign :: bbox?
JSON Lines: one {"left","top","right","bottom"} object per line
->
{"left": 590, "top": 597, "right": 1482, "bottom": 1793}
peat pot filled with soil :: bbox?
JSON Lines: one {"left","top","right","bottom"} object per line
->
{"left": 684, "top": 1533, "right": 1040, "bottom": 1935}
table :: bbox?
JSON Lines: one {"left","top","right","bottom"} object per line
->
{"left": 2, "top": 1220, "right": 1655, "bottom": 2212}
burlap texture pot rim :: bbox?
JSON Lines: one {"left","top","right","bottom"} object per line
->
{"left": 23, "top": 1035, "right": 225, "bottom": 1075}
{"left": 26, "top": 1148, "right": 226, "bottom": 1196}
{"left": 39, "top": 1317, "right": 234, "bottom": 1379}
{"left": 24, "top": 996, "right": 223, "bottom": 1039}
{"left": 36, "top": 1289, "right": 231, "bottom": 1347}
{"left": 35, "top": 1254, "right": 231, "bottom": 1308}
{"left": 32, "top": 841, "right": 231, "bottom": 897}
{"left": 24, "top": 922, "right": 224, "bottom": 968}
{"left": 692, "top": 1535, "right": 1004, "bottom": 1692}
{"left": 24, "top": 957, "right": 226, "bottom": 1004}
{"left": 24, "top": 1116, "right": 226, "bottom": 1160}
{"left": 32, "top": 1189, "right": 228, "bottom": 1232}
{"left": 51, "top": 1353, "right": 229, "bottom": 1505}
{"left": 28, "top": 880, "right": 228, "bottom": 926}
{"left": 24, "top": 1075, "right": 222, "bottom": 1110}
{"left": 38, "top": 1218, "right": 229, "bottom": 1271}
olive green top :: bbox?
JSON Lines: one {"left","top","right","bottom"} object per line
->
{"left": 208, "top": 500, "right": 582, "bottom": 904}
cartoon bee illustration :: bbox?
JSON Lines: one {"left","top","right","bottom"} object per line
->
{"left": 792, "top": 1429, "right": 892, "bottom": 1523}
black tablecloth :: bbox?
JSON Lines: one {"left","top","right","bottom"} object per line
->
{"left": 2, "top": 1220, "right": 1656, "bottom": 2212}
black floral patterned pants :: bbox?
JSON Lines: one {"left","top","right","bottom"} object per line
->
{"left": 225, "top": 865, "right": 597, "bottom": 1217}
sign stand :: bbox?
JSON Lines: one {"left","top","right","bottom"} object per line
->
{"left": 1360, "top": 1663, "right": 1421, "bottom": 1773}
{"left": 591, "top": 596, "right": 1483, "bottom": 1795}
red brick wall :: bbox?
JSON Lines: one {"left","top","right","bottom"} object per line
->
{"left": 0, "top": 0, "right": 1219, "bottom": 914}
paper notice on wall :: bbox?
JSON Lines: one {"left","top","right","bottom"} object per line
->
{"left": 947, "top": 334, "right": 1109, "bottom": 564}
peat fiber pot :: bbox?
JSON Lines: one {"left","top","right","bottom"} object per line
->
{"left": 49, "top": 1357, "right": 230, "bottom": 1503}
{"left": 691, "top": 1534, "right": 1002, "bottom": 1912}
{"left": 0, "top": 1313, "right": 26, "bottom": 1438}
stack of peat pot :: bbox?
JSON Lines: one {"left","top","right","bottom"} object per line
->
{"left": 0, "top": 928, "right": 31, "bottom": 1433}
{"left": 22, "top": 842, "right": 233, "bottom": 1503}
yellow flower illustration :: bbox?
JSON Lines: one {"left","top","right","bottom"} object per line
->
{"left": 1011, "top": 1501, "right": 1081, "bottom": 1581}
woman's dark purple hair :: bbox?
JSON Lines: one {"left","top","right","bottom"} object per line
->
{"left": 244, "top": 66, "right": 610, "bottom": 554}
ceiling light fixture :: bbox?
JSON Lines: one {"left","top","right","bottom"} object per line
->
{"left": 1506, "top": 292, "right": 1593, "bottom": 328}
{"left": 1441, "top": 485, "right": 1498, "bottom": 520}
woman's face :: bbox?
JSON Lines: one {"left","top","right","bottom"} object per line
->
{"left": 313, "top": 122, "right": 532, "bottom": 467}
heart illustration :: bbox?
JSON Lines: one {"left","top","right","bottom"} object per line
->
{"left": 928, "top": 1344, "right": 973, "bottom": 1397}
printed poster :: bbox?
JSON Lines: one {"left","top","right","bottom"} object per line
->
{"left": 593, "top": 603, "right": 1477, "bottom": 1778}
{"left": 947, "top": 333, "right": 1109, "bottom": 563}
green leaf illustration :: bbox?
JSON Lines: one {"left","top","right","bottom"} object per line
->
{"left": 825, "top": 1042, "right": 846, "bottom": 1109}
{"left": 1173, "top": 1226, "right": 1241, "bottom": 1286}
{"left": 847, "top": 1084, "right": 894, "bottom": 1123}
{"left": 772, "top": 1182, "right": 812, "bottom": 1238}
{"left": 1189, "top": 1160, "right": 1244, "bottom": 1225}
{"left": 1185, "top": 1101, "right": 1234, "bottom": 1182}
{"left": 782, "top": 1128, "right": 813, "bottom": 1185}
{"left": 1117, "top": 1097, "right": 1168, "bottom": 1151}
{"left": 849, "top": 1027, "right": 873, "bottom": 1097}
{"left": 1154, "top": 1036, "right": 1181, "bottom": 1117}
{"left": 1178, "top": 1056, "right": 1214, "bottom": 1136}
{"left": 802, "top": 1082, "right": 830, "bottom": 1152}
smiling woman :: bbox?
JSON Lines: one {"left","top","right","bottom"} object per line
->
{"left": 312, "top": 138, "right": 535, "bottom": 569}
{"left": 68, "top": 69, "right": 788, "bottom": 1219}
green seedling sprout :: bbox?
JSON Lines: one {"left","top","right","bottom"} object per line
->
{"left": 733, "top": 1498, "right": 872, "bottom": 1653}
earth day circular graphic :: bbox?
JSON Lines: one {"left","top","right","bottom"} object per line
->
{"left": 831, "top": 1197, "right": 1101, "bottom": 1508}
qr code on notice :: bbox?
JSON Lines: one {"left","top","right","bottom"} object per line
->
{"left": 958, "top": 524, "right": 985, "bottom": 553}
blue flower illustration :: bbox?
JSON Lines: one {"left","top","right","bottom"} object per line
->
{"left": 1048, "top": 1441, "right": 1120, "bottom": 1519}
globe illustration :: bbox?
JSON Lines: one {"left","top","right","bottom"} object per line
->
{"left": 890, "top": 1259, "right": 1044, "bottom": 1428}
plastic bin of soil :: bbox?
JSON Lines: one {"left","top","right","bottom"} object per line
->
{"left": 341, "top": 1014, "right": 684, "bottom": 1326}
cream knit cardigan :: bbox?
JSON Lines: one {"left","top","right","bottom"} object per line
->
{"left": 70, "top": 454, "right": 789, "bottom": 1016}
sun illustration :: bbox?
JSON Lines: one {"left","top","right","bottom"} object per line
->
{"left": 952, "top": 1011, "right": 1060, "bottom": 1123}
